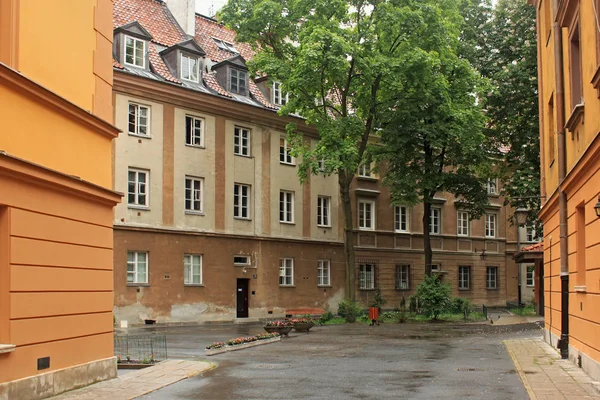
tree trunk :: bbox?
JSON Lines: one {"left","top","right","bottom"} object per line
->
{"left": 423, "top": 200, "right": 433, "bottom": 277}
{"left": 339, "top": 173, "right": 356, "bottom": 301}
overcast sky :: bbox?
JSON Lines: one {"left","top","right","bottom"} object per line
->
{"left": 195, "top": 0, "right": 226, "bottom": 17}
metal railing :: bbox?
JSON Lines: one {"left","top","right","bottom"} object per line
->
{"left": 114, "top": 334, "right": 167, "bottom": 363}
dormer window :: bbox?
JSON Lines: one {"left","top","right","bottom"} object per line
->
{"left": 230, "top": 69, "right": 247, "bottom": 95}
{"left": 125, "top": 36, "right": 146, "bottom": 68}
{"left": 272, "top": 81, "right": 289, "bottom": 106}
{"left": 213, "top": 38, "right": 238, "bottom": 53}
{"left": 181, "top": 53, "right": 200, "bottom": 83}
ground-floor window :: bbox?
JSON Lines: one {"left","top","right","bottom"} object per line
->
{"left": 526, "top": 265, "right": 534, "bottom": 287}
{"left": 395, "top": 264, "right": 410, "bottom": 290}
{"left": 458, "top": 266, "right": 470, "bottom": 290}
{"left": 359, "top": 263, "right": 376, "bottom": 290}
{"left": 184, "top": 254, "right": 202, "bottom": 285}
{"left": 317, "top": 260, "right": 330, "bottom": 286}
{"left": 486, "top": 266, "right": 498, "bottom": 289}
{"left": 279, "top": 258, "right": 294, "bottom": 286}
{"left": 127, "top": 251, "right": 148, "bottom": 284}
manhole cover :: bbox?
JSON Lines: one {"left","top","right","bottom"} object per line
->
{"left": 457, "top": 368, "right": 485, "bottom": 371}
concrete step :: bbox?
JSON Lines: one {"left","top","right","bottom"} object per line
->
{"left": 234, "top": 317, "right": 261, "bottom": 324}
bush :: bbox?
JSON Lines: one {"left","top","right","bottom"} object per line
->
{"left": 451, "top": 297, "right": 472, "bottom": 317}
{"left": 321, "top": 310, "right": 334, "bottom": 322}
{"left": 338, "top": 299, "right": 362, "bottom": 323}
{"left": 370, "top": 288, "right": 387, "bottom": 309}
{"left": 413, "top": 275, "right": 452, "bottom": 320}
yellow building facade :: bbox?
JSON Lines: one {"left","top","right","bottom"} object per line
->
{"left": 533, "top": 0, "right": 600, "bottom": 380}
{"left": 0, "top": 1, "right": 120, "bottom": 398}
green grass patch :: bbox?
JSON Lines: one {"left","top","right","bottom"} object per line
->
{"left": 321, "top": 317, "right": 346, "bottom": 325}
{"left": 408, "top": 312, "right": 486, "bottom": 323}
{"left": 508, "top": 304, "right": 536, "bottom": 316}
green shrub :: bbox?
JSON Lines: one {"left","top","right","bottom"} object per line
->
{"left": 338, "top": 299, "right": 362, "bottom": 323}
{"left": 414, "top": 275, "right": 452, "bottom": 320}
{"left": 370, "top": 288, "right": 387, "bottom": 309}
{"left": 451, "top": 297, "right": 472, "bottom": 317}
{"left": 321, "top": 310, "right": 334, "bottom": 322}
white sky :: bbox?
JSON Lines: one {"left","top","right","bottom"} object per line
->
{"left": 195, "top": 0, "right": 226, "bottom": 17}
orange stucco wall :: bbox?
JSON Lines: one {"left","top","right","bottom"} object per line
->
{"left": 537, "top": 0, "right": 600, "bottom": 374}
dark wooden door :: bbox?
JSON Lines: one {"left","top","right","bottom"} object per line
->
{"left": 236, "top": 279, "right": 249, "bottom": 318}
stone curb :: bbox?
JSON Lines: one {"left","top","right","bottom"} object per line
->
{"left": 504, "top": 340, "right": 537, "bottom": 400}
{"left": 204, "top": 336, "right": 281, "bottom": 356}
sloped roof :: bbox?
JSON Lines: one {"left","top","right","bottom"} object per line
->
{"left": 194, "top": 14, "right": 255, "bottom": 63}
{"left": 521, "top": 242, "right": 543, "bottom": 252}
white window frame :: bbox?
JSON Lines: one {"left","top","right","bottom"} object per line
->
{"left": 184, "top": 254, "right": 202, "bottom": 285}
{"left": 180, "top": 53, "right": 200, "bottom": 83}
{"left": 272, "top": 81, "right": 289, "bottom": 106}
{"left": 396, "top": 264, "right": 410, "bottom": 290}
{"left": 279, "top": 258, "right": 294, "bottom": 286}
{"left": 457, "top": 211, "right": 469, "bottom": 236}
{"left": 212, "top": 37, "right": 238, "bottom": 53}
{"left": 185, "top": 176, "right": 203, "bottom": 213}
{"left": 487, "top": 178, "right": 498, "bottom": 195}
{"left": 395, "top": 206, "right": 410, "bottom": 233}
{"left": 358, "top": 161, "right": 375, "bottom": 179}
{"left": 429, "top": 207, "right": 441, "bottom": 235}
{"left": 317, "top": 196, "right": 331, "bottom": 227}
{"left": 234, "top": 183, "right": 251, "bottom": 219}
{"left": 526, "top": 226, "right": 539, "bottom": 242}
{"left": 230, "top": 68, "right": 248, "bottom": 95}
{"left": 485, "top": 213, "right": 497, "bottom": 238}
{"left": 431, "top": 263, "right": 440, "bottom": 274}
{"left": 128, "top": 103, "right": 150, "bottom": 137}
{"left": 279, "top": 191, "right": 294, "bottom": 223}
{"left": 234, "top": 255, "right": 251, "bottom": 266}
{"left": 526, "top": 265, "right": 535, "bottom": 287}
{"left": 317, "top": 260, "right": 331, "bottom": 286}
{"left": 127, "top": 168, "right": 149, "bottom": 208}
{"left": 358, "top": 200, "right": 375, "bottom": 230}
{"left": 359, "top": 263, "right": 376, "bottom": 290}
{"left": 185, "top": 115, "right": 204, "bottom": 147}
{"left": 234, "top": 126, "right": 251, "bottom": 156}
{"left": 127, "top": 251, "right": 148, "bottom": 284}
{"left": 486, "top": 266, "right": 498, "bottom": 289}
{"left": 458, "top": 266, "right": 471, "bottom": 290}
{"left": 124, "top": 35, "right": 146, "bottom": 68}
{"left": 279, "top": 137, "right": 294, "bottom": 165}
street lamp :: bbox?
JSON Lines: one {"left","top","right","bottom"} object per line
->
{"left": 514, "top": 207, "right": 529, "bottom": 307}
{"left": 595, "top": 196, "right": 600, "bottom": 218}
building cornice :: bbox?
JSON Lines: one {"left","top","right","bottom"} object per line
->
{"left": 113, "top": 70, "right": 320, "bottom": 137}
{"left": 0, "top": 63, "right": 120, "bottom": 139}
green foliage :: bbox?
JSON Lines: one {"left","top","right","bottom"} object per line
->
{"left": 370, "top": 288, "right": 387, "bottom": 309}
{"left": 321, "top": 310, "right": 334, "bottom": 322}
{"left": 322, "top": 317, "right": 346, "bottom": 325}
{"left": 509, "top": 304, "right": 536, "bottom": 316}
{"left": 451, "top": 297, "right": 472, "bottom": 318}
{"left": 337, "top": 299, "right": 362, "bottom": 323}
{"left": 413, "top": 275, "right": 452, "bottom": 320}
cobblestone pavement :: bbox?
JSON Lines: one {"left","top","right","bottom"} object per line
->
{"left": 505, "top": 338, "right": 600, "bottom": 399}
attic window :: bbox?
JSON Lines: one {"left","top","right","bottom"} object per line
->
{"left": 272, "top": 81, "right": 289, "bottom": 106}
{"left": 213, "top": 38, "right": 238, "bottom": 53}
{"left": 230, "top": 68, "right": 247, "bottom": 95}
{"left": 125, "top": 36, "right": 146, "bottom": 68}
{"left": 181, "top": 53, "right": 200, "bottom": 83}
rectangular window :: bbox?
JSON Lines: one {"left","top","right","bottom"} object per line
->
{"left": 185, "top": 177, "right": 203, "bottom": 213}
{"left": 317, "top": 196, "right": 331, "bottom": 227}
{"left": 230, "top": 68, "right": 247, "bottom": 95}
{"left": 395, "top": 264, "right": 410, "bottom": 290}
{"left": 576, "top": 204, "right": 586, "bottom": 286}
{"left": 485, "top": 214, "right": 497, "bottom": 238}
{"left": 279, "top": 191, "right": 294, "bottom": 223}
{"left": 358, "top": 200, "right": 375, "bottom": 230}
{"left": 458, "top": 266, "right": 471, "bottom": 290}
{"left": 486, "top": 179, "right": 498, "bottom": 195}
{"left": 279, "top": 137, "right": 294, "bottom": 164}
{"left": 486, "top": 266, "right": 498, "bottom": 289}
{"left": 358, "top": 162, "right": 374, "bottom": 178}
{"left": 431, "top": 263, "right": 440, "bottom": 274}
{"left": 185, "top": 116, "right": 204, "bottom": 147}
{"left": 457, "top": 211, "right": 469, "bottom": 236}
{"left": 184, "top": 254, "right": 202, "bottom": 285}
{"left": 181, "top": 54, "right": 199, "bottom": 82}
{"left": 124, "top": 36, "right": 145, "bottom": 68}
{"left": 526, "top": 226, "right": 539, "bottom": 242}
{"left": 548, "top": 95, "right": 555, "bottom": 164}
{"left": 279, "top": 258, "right": 294, "bottom": 286}
{"left": 569, "top": 23, "right": 583, "bottom": 110}
{"left": 128, "top": 103, "right": 150, "bottom": 136}
{"left": 127, "top": 251, "right": 148, "bottom": 284}
{"left": 128, "top": 169, "right": 149, "bottom": 207}
{"left": 526, "top": 265, "right": 535, "bottom": 287}
{"left": 212, "top": 37, "right": 238, "bottom": 53}
{"left": 234, "top": 255, "right": 251, "bottom": 266}
{"left": 234, "top": 126, "right": 251, "bottom": 156}
{"left": 272, "top": 81, "right": 288, "bottom": 106}
{"left": 234, "top": 183, "right": 250, "bottom": 219}
{"left": 317, "top": 260, "right": 331, "bottom": 286}
{"left": 359, "top": 263, "right": 376, "bottom": 290}
{"left": 429, "top": 207, "right": 441, "bottom": 234}
{"left": 395, "top": 206, "right": 409, "bottom": 232}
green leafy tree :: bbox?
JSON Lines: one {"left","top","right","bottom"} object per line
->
{"left": 220, "top": 0, "right": 416, "bottom": 300}
{"left": 375, "top": 0, "right": 491, "bottom": 275}
{"left": 413, "top": 275, "right": 452, "bottom": 320}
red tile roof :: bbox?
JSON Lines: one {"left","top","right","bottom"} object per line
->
{"left": 148, "top": 45, "right": 181, "bottom": 83}
{"left": 113, "top": 60, "right": 125, "bottom": 69}
{"left": 521, "top": 242, "right": 543, "bottom": 252}
{"left": 113, "top": 0, "right": 186, "bottom": 47}
{"left": 194, "top": 15, "right": 255, "bottom": 63}
{"left": 203, "top": 72, "right": 232, "bottom": 98}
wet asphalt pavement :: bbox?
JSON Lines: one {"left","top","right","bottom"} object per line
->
{"left": 132, "top": 321, "right": 541, "bottom": 400}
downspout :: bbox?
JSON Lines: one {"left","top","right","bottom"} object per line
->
{"left": 552, "top": 0, "right": 570, "bottom": 360}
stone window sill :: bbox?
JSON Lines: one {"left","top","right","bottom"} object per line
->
{"left": 0, "top": 344, "right": 16, "bottom": 354}
{"left": 574, "top": 286, "right": 587, "bottom": 293}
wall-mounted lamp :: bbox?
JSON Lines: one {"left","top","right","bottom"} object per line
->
{"left": 595, "top": 195, "right": 600, "bottom": 218}
{"left": 480, "top": 249, "right": 487, "bottom": 260}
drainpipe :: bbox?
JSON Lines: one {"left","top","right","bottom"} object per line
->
{"left": 552, "top": 0, "right": 569, "bottom": 360}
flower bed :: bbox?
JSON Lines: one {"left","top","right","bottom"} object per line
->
{"left": 264, "top": 320, "right": 294, "bottom": 336}
{"left": 204, "top": 332, "right": 280, "bottom": 356}
{"left": 291, "top": 318, "right": 315, "bottom": 332}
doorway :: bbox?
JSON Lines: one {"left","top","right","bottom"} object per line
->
{"left": 236, "top": 278, "right": 249, "bottom": 318}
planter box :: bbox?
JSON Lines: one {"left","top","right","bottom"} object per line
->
{"left": 263, "top": 326, "right": 293, "bottom": 336}
{"left": 293, "top": 321, "right": 315, "bottom": 332}
{"left": 204, "top": 336, "right": 281, "bottom": 356}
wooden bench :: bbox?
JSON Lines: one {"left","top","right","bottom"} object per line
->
{"left": 284, "top": 308, "right": 325, "bottom": 319}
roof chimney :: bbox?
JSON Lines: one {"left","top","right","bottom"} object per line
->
{"left": 165, "top": 0, "right": 196, "bottom": 37}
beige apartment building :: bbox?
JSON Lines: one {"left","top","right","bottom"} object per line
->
{"left": 111, "top": 0, "right": 537, "bottom": 324}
